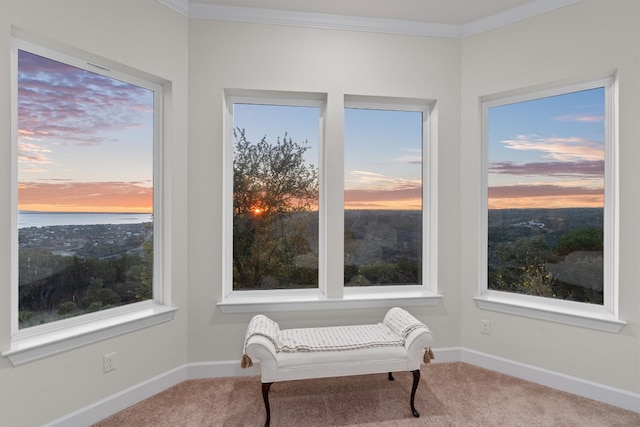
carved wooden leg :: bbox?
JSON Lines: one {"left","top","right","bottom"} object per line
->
{"left": 262, "top": 382, "right": 273, "bottom": 427}
{"left": 388, "top": 372, "right": 395, "bottom": 381}
{"left": 410, "top": 369, "right": 420, "bottom": 417}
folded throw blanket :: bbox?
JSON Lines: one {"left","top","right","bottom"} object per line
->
{"left": 241, "top": 314, "right": 280, "bottom": 368}
{"left": 279, "top": 323, "right": 404, "bottom": 352}
{"left": 383, "top": 307, "right": 429, "bottom": 338}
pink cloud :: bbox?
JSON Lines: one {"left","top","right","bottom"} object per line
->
{"left": 345, "top": 186, "right": 422, "bottom": 203}
{"left": 553, "top": 114, "right": 604, "bottom": 123}
{"left": 488, "top": 184, "right": 602, "bottom": 199}
{"left": 18, "top": 50, "right": 152, "bottom": 147}
{"left": 501, "top": 135, "right": 604, "bottom": 162}
{"left": 489, "top": 160, "right": 603, "bottom": 177}
{"left": 18, "top": 141, "right": 53, "bottom": 165}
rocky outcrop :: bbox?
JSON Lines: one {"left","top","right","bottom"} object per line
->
{"left": 546, "top": 251, "right": 603, "bottom": 291}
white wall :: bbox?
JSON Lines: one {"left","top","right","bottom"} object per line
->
{"left": 0, "top": 1, "right": 190, "bottom": 425}
{"left": 460, "top": 0, "right": 640, "bottom": 393}
{"left": 188, "top": 2, "right": 639, "bottom": 398}
{"left": 187, "top": 20, "right": 463, "bottom": 362}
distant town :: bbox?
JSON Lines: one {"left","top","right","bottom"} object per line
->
{"left": 19, "top": 222, "right": 151, "bottom": 259}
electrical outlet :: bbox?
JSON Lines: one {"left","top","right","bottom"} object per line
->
{"left": 480, "top": 319, "right": 491, "bottom": 335}
{"left": 103, "top": 352, "right": 116, "bottom": 373}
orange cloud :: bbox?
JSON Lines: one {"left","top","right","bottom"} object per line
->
{"left": 344, "top": 187, "right": 421, "bottom": 210}
{"left": 488, "top": 183, "right": 603, "bottom": 209}
{"left": 489, "top": 195, "right": 604, "bottom": 209}
{"left": 19, "top": 181, "right": 152, "bottom": 213}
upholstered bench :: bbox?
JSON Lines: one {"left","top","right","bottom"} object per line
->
{"left": 241, "top": 307, "right": 434, "bottom": 427}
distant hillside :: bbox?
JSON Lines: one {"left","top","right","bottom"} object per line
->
{"left": 344, "top": 210, "right": 421, "bottom": 266}
{"left": 289, "top": 210, "right": 422, "bottom": 267}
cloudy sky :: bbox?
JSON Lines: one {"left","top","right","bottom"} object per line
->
{"left": 23, "top": 47, "right": 599, "bottom": 214}
{"left": 488, "top": 87, "right": 605, "bottom": 209}
{"left": 18, "top": 50, "right": 154, "bottom": 213}
{"left": 234, "top": 103, "right": 422, "bottom": 210}
{"left": 235, "top": 88, "right": 604, "bottom": 212}
{"left": 344, "top": 108, "right": 422, "bottom": 210}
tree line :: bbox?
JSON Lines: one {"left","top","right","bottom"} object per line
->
{"left": 19, "top": 239, "right": 152, "bottom": 328}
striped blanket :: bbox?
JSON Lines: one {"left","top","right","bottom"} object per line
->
{"left": 279, "top": 323, "right": 404, "bottom": 352}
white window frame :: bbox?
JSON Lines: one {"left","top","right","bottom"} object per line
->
{"left": 218, "top": 91, "right": 441, "bottom": 313}
{"left": 475, "top": 77, "right": 625, "bottom": 333}
{"left": 3, "top": 38, "right": 176, "bottom": 366}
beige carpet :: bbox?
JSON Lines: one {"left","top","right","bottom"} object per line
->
{"left": 94, "top": 362, "right": 640, "bottom": 426}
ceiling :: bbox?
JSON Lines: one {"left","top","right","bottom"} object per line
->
{"left": 192, "top": 0, "right": 560, "bottom": 25}
{"left": 161, "top": 0, "right": 581, "bottom": 37}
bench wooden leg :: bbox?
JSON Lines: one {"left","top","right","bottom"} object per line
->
{"left": 261, "top": 371, "right": 420, "bottom": 425}
{"left": 410, "top": 369, "right": 420, "bottom": 417}
{"left": 262, "top": 382, "right": 272, "bottom": 427}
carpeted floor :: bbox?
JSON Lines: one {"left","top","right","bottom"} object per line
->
{"left": 94, "top": 362, "right": 640, "bottom": 426}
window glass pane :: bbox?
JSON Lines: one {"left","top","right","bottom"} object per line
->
{"left": 344, "top": 108, "right": 423, "bottom": 286}
{"left": 232, "top": 103, "right": 319, "bottom": 290}
{"left": 18, "top": 50, "right": 155, "bottom": 328}
{"left": 487, "top": 87, "right": 605, "bottom": 304}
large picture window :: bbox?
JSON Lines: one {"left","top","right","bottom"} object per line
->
{"left": 484, "top": 80, "right": 615, "bottom": 307}
{"left": 222, "top": 92, "right": 437, "bottom": 310}
{"left": 14, "top": 42, "right": 162, "bottom": 330}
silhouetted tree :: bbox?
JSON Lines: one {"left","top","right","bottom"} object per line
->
{"left": 233, "top": 128, "right": 318, "bottom": 289}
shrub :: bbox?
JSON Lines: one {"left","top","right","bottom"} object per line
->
{"left": 554, "top": 227, "right": 603, "bottom": 256}
{"left": 87, "top": 301, "right": 104, "bottom": 312}
{"left": 19, "top": 310, "right": 34, "bottom": 324}
{"left": 359, "top": 263, "right": 397, "bottom": 284}
{"left": 57, "top": 301, "right": 77, "bottom": 315}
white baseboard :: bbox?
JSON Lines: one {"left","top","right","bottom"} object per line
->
{"left": 45, "top": 347, "right": 640, "bottom": 426}
{"left": 187, "top": 359, "right": 261, "bottom": 380}
{"left": 456, "top": 348, "right": 640, "bottom": 414}
{"left": 43, "top": 364, "right": 189, "bottom": 427}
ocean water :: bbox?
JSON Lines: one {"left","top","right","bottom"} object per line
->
{"left": 19, "top": 212, "right": 153, "bottom": 228}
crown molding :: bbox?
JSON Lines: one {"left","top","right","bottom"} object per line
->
{"left": 158, "top": 0, "right": 582, "bottom": 39}
{"left": 189, "top": 3, "right": 462, "bottom": 38}
{"left": 157, "top": 0, "right": 189, "bottom": 16}
{"left": 461, "top": 0, "right": 581, "bottom": 37}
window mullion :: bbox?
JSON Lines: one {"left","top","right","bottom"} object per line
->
{"left": 322, "top": 97, "right": 344, "bottom": 299}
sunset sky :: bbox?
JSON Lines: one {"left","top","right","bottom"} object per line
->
{"left": 344, "top": 108, "right": 422, "bottom": 210}
{"left": 18, "top": 50, "right": 154, "bottom": 213}
{"left": 234, "top": 103, "right": 423, "bottom": 210}
{"left": 488, "top": 87, "right": 605, "bottom": 210}
{"left": 22, "top": 47, "right": 601, "bottom": 214}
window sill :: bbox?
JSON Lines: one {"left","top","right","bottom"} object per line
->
{"left": 473, "top": 291, "right": 625, "bottom": 333}
{"left": 217, "top": 287, "right": 442, "bottom": 314}
{"left": 2, "top": 302, "right": 178, "bottom": 365}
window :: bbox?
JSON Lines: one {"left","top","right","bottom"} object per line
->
{"left": 230, "top": 101, "right": 320, "bottom": 291}
{"left": 221, "top": 92, "right": 438, "bottom": 312}
{"left": 344, "top": 106, "right": 424, "bottom": 287}
{"left": 6, "top": 39, "right": 174, "bottom": 364}
{"left": 478, "top": 78, "right": 624, "bottom": 332}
